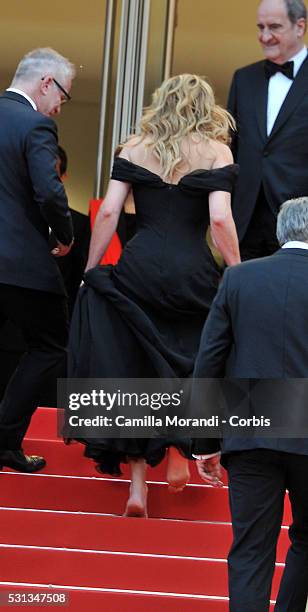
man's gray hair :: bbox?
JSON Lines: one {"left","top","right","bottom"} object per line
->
{"left": 277, "top": 197, "right": 308, "bottom": 245}
{"left": 284, "top": 0, "right": 307, "bottom": 23}
{"left": 12, "top": 48, "right": 75, "bottom": 85}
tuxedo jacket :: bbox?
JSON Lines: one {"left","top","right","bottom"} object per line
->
{"left": 0, "top": 91, "right": 73, "bottom": 295}
{"left": 228, "top": 57, "right": 308, "bottom": 241}
{"left": 193, "top": 248, "right": 308, "bottom": 456}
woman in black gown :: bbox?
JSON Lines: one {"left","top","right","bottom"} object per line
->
{"left": 69, "top": 74, "right": 240, "bottom": 517}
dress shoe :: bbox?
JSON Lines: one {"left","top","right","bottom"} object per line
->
{"left": 0, "top": 449, "right": 46, "bottom": 473}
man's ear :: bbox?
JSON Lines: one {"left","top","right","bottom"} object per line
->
{"left": 40, "top": 75, "right": 53, "bottom": 96}
{"left": 296, "top": 18, "right": 306, "bottom": 37}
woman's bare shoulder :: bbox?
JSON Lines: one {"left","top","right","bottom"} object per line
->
{"left": 185, "top": 137, "right": 232, "bottom": 170}
{"left": 208, "top": 140, "right": 233, "bottom": 168}
{"left": 119, "top": 135, "right": 144, "bottom": 159}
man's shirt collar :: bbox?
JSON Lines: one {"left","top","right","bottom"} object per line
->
{"left": 6, "top": 88, "right": 37, "bottom": 111}
{"left": 282, "top": 241, "right": 308, "bottom": 250}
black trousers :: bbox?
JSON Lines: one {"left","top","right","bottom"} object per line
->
{"left": 0, "top": 283, "right": 68, "bottom": 449}
{"left": 225, "top": 449, "right": 308, "bottom": 612}
{"left": 240, "top": 187, "right": 280, "bottom": 260}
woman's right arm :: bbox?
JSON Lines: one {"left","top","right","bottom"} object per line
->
{"left": 209, "top": 146, "right": 241, "bottom": 267}
{"left": 85, "top": 179, "right": 130, "bottom": 271}
{"left": 209, "top": 190, "right": 240, "bottom": 266}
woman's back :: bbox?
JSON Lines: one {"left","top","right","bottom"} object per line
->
{"left": 111, "top": 146, "right": 238, "bottom": 311}
{"left": 122, "top": 135, "right": 229, "bottom": 184}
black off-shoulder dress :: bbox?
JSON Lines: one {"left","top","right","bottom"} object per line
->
{"left": 68, "top": 158, "right": 239, "bottom": 475}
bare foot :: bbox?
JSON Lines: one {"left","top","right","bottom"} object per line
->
{"left": 167, "top": 447, "right": 190, "bottom": 493}
{"left": 123, "top": 484, "right": 148, "bottom": 518}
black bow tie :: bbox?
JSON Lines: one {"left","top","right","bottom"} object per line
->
{"left": 264, "top": 60, "right": 294, "bottom": 80}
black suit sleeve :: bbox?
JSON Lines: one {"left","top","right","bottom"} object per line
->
{"left": 191, "top": 270, "right": 234, "bottom": 455}
{"left": 194, "top": 269, "right": 233, "bottom": 379}
{"left": 227, "top": 71, "right": 239, "bottom": 161}
{"left": 25, "top": 116, "right": 73, "bottom": 246}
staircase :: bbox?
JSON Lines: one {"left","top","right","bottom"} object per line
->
{"left": 0, "top": 408, "right": 291, "bottom": 610}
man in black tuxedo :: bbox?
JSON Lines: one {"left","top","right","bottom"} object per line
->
{"left": 193, "top": 197, "right": 308, "bottom": 610}
{"left": 0, "top": 48, "right": 75, "bottom": 472}
{"left": 228, "top": 0, "right": 308, "bottom": 259}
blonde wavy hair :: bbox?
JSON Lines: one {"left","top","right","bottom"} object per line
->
{"left": 135, "top": 74, "right": 236, "bottom": 180}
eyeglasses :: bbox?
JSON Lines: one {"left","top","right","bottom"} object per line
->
{"left": 52, "top": 77, "right": 71, "bottom": 102}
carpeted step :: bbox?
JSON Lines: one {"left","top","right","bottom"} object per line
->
{"left": 0, "top": 508, "right": 290, "bottom": 562}
{"left": 0, "top": 584, "right": 231, "bottom": 611}
{"left": 23, "top": 438, "right": 228, "bottom": 484}
{"left": 0, "top": 471, "right": 292, "bottom": 523}
{"left": 0, "top": 545, "right": 284, "bottom": 599}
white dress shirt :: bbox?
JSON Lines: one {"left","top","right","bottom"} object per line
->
{"left": 267, "top": 46, "right": 307, "bottom": 135}
{"left": 6, "top": 87, "right": 37, "bottom": 111}
{"left": 282, "top": 240, "right": 308, "bottom": 250}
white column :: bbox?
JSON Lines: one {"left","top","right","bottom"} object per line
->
{"left": 111, "top": 0, "right": 151, "bottom": 164}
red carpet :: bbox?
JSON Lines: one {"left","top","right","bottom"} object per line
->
{"left": 0, "top": 408, "right": 290, "bottom": 610}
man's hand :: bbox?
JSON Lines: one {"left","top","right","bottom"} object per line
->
{"left": 196, "top": 455, "right": 224, "bottom": 488}
{"left": 51, "top": 240, "right": 74, "bottom": 257}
